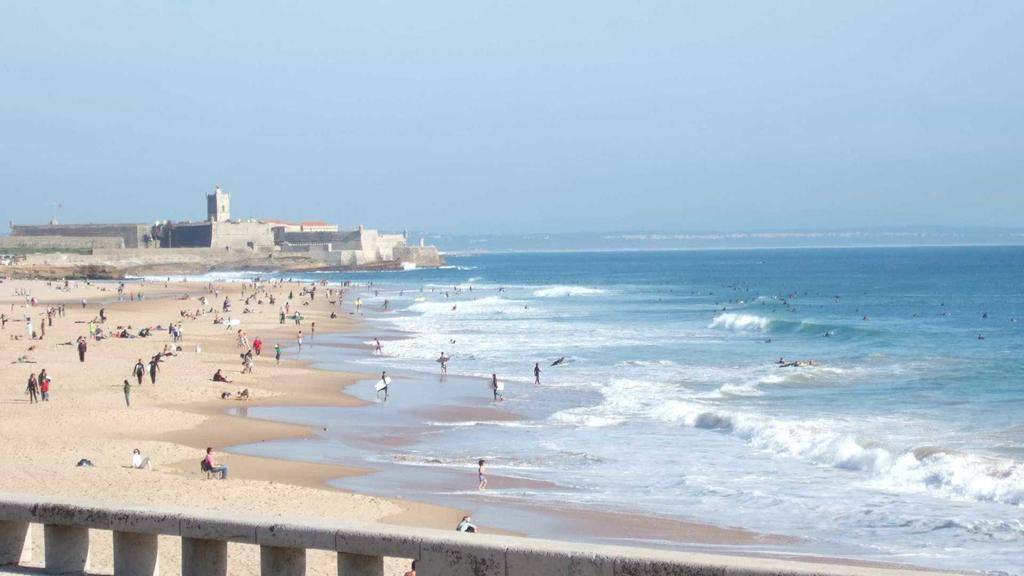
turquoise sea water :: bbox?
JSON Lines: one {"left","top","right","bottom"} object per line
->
{"left": 235, "top": 247, "right": 1022, "bottom": 574}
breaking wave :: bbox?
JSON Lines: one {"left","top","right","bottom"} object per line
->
{"left": 649, "top": 402, "right": 1024, "bottom": 507}
{"left": 532, "top": 285, "right": 607, "bottom": 298}
{"left": 709, "top": 313, "right": 771, "bottom": 331}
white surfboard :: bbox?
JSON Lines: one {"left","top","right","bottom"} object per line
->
{"left": 375, "top": 377, "right": 391, "bottom": 392}
{"left": 494, "top": 380, "right": 505, "bottom": 391}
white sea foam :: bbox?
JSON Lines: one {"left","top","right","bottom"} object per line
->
{"left": 407, "top": 295, "right": 532, "bottom": 316}
{"left": 709, "top": 313, "right": 771, "bottom": 331}
{"left": 646, "top": 401, "right": 1024, "bottom": 506}
{"left": 532, "top": 285, "right": 607, "bottom": 298}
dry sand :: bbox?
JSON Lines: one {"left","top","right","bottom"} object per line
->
{"left": 0, "top": 278, "right": 453, "bottom": 575}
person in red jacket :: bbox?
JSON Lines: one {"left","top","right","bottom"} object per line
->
{"left": 38, "top": 370, "right": 51, "bottom": 401}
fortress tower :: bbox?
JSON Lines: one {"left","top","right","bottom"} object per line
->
{"left": 207, "top": 186, "right": 231, "bottom": 222}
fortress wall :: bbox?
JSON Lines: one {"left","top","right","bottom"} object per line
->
{"left": 394, "top": 245, "right": 442, "bottom": 267}
{"left": 165, "top": 223, "right": 213, "bottom": 248}
{"left": 210, "top": 222, "right": 276, "bottom": 251}
{"left": 0, "top": 236, "right": 124, "bottom": 251}
{"left": 10, "top": 224, "right": 152, "bottom": 248}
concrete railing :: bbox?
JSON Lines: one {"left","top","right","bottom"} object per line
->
{"left": 0, "top": 493, "right": 950, "bottom": 576}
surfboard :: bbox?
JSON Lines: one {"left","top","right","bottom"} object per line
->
{"left": 375, "top": 377, "right": 391, "bottom": 392}
{"left": 494, "top": 381, "right": 505, "bottom": 391}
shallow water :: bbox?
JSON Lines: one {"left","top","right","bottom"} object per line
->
{"left": 232, "top": 247, "right": 1023, "bottom": 575}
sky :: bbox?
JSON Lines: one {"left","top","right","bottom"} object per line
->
{"left": 1, "top": 1, "right": 1022, "bottom": 235}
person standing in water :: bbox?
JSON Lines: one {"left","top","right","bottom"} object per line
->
{"left": 477, "top": 459, "right": 488, "bottom": 490}
{"left": 439, "top": 352, "right": 448, "bottom": 374}
{"left": 491, "top": 374, "right": 503, "bottom": 401}
{"left": 297, "top": 330, "right": 303, "bottom": 350}
{"left": 533, "top": 362, "right": 541, "bottom": 385}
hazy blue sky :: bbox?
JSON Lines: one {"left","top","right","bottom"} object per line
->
{"left": 2, "top": 1, "right": 1021, "bottom": 234}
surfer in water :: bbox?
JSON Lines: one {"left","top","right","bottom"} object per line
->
{"left": 534, "top": 362, "right": 541, "bottom": 385}
{"left": 491, "top": 373, "right": 503, "bottom": 401}
{"left": 438, "top": 352, "right": 449, "bottom": 374}
{"left": 551, "top": 357, "right": 566, "bottom": 367}
{"left": 374, "top": 338, "right": 383, "bottom": 354}
{"left": 378, "top": 370, "right": 390, "bottom": 400}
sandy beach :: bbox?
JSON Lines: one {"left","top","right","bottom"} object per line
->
{"left": 0, "top": 277, "right": 460, "bottom": 575}
{"left": 0, "top": 276, "right": 952, "bottom": 575}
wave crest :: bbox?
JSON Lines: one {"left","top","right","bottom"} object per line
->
{"left": 532, "top": 286, "right": 607, "bottom": 298}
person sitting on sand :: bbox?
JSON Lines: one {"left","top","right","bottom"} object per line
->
{"left": 220, "top": 391, "right": 231, "bottom": 400}
{"left": 456, "top": 515, "right": 477, "bottom": 533}
{"left": 203, "top": 447, "right": 228, "bottom": 479}
{"left": 236, "top": 389, "right": 250, "bottom": 400}
{"left": 131, "top": 448, "right": 152, "bottom": 470}
{"left": 213, "top": 369, "right": 231, "bottom": 383}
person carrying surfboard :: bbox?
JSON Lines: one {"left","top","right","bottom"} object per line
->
{"left": 491, "top": 374, "right": 503, "bottom": 401}
{"left": 376, "top": 370, "right": 390, "bottom": 400}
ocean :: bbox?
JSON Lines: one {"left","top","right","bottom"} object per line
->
{"left": 231, "top": 247, "right": 1023, "bottom": 574}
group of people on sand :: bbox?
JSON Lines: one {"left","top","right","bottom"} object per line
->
{"left": 25, "top": 369, "right": 51, "bottom": 403}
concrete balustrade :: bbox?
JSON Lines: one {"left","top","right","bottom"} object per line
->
{"left": 0, "top": 493, "right": 957, "bottom": 576}
{"left": 181, "top": 538, "right": 227, "bottom": 576}
{"left": 43, "top": 524, "right": 90, "bottom": 574}
{"left": 0, "top": 521, "right": 32, "bottom": 565}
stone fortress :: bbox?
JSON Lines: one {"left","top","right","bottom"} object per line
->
{"left": 1, "top": 187, "right": 441, "bottom": 278}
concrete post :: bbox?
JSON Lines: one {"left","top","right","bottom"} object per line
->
{"left": 43, "top": 524, "right": 89, "bottom": 574}
{"left": 182, "top": 537, "right": 228, "bottom": 576}
{"left": 0, "top": 521, "right": 32, "bottom": 565}
{"left": 113, "top": 531, "right": 159, "bottom": 576}
{"left": 337, "top": 552, "right": 384, "bottom": 576}
{"left": 261, "top": 545, "right": 305, "bottom": 576}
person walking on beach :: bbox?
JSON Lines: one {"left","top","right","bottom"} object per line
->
{"left": 26, "top": 373, "right": 39, "bottom": 404}
{"left": 38, "top": 369, "right": 50, "bottom": 401}
{"left": 477, "top": 459, "right": 488, "bottom": 490}
{"left": 133, "top": 359, "right": 146, "bottom": 385}
{"left": 297, "top": 330, "right": 303, "bottom": 350}
{"left": 203, "top": 447, "right": 228, "bottom": 479}
{"left": 534, "top": 362, "right": 541, "bottom": 385}
{"left": 274, "top": 343, "right": 282, "bottom": 365}
{"left": 148, "top": 358, "right": 159, "bottom": 384}
{"left": 77, "top": 336, "right": 87, "bottom": 362}
{"left": 378, "top": 371, "right": 389, "bottom": 401}
{"left": 123, "top": 379, "right": 132, "bottom": 407}
{"left": 491, "top": 374, "right": 503, "bottom": 401}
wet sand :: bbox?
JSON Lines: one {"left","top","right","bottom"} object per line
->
{"left": 0, "top": 277, "right": 945, "bottom": 575}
